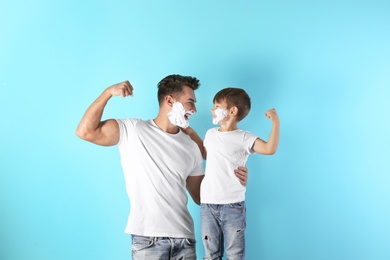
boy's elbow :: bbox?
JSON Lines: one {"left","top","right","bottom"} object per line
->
{"left": 263, "top": 148, "right": 277, "bottom": 155}
{"left": 268, "top": 146, "right": 278, "bottom": 154}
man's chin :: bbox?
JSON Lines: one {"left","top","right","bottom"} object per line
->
{"left": 176, "top": 119, "right": 190, "bottom": 128}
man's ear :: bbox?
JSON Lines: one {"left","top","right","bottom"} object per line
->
{"left": 165, "top": 95, "right": 175, "bottom": 107}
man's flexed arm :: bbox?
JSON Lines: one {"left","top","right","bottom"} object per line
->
{"left": 75, "top": 81, "right": 134, "bottom": 146}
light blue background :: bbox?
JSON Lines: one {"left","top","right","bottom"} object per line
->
{"left": 1, "top": 1, "right": 389, "bottom": 259}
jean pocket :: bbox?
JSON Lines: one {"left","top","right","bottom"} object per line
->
{"left": 185, "top": 238, "right": 196, "bottom": 246}
{"left": 228, "top": 201, "right": 246, "bottom": 213}
{"left": 132, "top": 236, "right": 154, "bottom": 252}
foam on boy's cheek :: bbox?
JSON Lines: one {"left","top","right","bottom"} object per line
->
{"left": 167, "top": 102, "right": 193, "bottom": 128}
{"left": 213, "top": 108, "right": 228, "bottom": 124}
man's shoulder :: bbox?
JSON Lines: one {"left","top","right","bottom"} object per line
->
{"left": 117, "top": 117, "right": 147, "bottom": 126}
{"left": 116, "top": 118, "right": 153, "bottom": 135}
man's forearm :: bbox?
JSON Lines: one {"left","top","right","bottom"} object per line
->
{"left": 189, "top": 130, "right": 206, "bottom": 159}
{"left": 76, "top": 89, "right": 112, "bottom": 139}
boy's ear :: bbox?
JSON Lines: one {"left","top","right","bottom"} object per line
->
{"left": 230, "top": 106, "right": 238, "bottom": 116}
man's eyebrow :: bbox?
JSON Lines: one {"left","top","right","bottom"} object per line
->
{"left": 188, "top": 98, "right": 196, "bottom": 103}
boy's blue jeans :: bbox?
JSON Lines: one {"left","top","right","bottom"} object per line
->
{"left": 131, "top": 235, "right": 196, "bottom": 259}
{"left": 201, "top": 202, "right": 246, "bottom": 260}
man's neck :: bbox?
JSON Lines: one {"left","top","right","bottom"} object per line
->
{"left": 154, "top": 113, "right": 180, "bottom": 134}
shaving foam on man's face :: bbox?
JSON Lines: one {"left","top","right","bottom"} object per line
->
{"left": 167, "top": 102, "right": 194, "bottom": 128}
{"left": 213, "top": 108, "right": 228, "bottom": 125}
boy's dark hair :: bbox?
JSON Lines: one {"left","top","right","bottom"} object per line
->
{"left": 157, "top": 74, "right": 200, "bottom": 105}
{"left": 213, "top": 88, "right": 251, "bottom": 122}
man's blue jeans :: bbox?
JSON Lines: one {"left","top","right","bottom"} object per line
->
{"left": 131, "top": 235, "right": 196, "bottom": 260}
{"left": 201, "top": 202, "right": 246, "bottom": 260}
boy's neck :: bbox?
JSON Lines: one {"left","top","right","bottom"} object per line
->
{"left": 218, "top": 120, "right": 238, "bottom": 132}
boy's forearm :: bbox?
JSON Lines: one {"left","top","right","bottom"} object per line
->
{"left": 267, "top": 121, "right": 280, "bottom": 154}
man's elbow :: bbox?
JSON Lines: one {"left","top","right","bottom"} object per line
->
{"left": 190, "top": 193, "right": 201, "bottom": 205}
{"left": 193, "top": 198, "right": 201, "bottom": 205}
{"left": 75, "top": 127, "right": 85, "bottom": 139}
{"left": 75, "top": 127, "right": 93, "bottom": 141}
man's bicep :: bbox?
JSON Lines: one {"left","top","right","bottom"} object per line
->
{"left": 95, "top": 119, "right": 120, "bottom": 146}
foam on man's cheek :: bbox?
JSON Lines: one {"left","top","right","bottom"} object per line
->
{"left": 213, "top": 108, "right": 228, "bottom": 125}
{"left": 167, "top": 102, "right": 193, "bottom": 128}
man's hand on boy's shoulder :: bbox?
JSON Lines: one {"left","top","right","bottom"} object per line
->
{"left": 180, "top": 126, "right": 195, "bottom": 136}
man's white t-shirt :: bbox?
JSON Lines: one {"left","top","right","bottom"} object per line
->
{"left": 201, "top": 128, "right": 258, "bottom": 204}
{"left": 116, "top": 118, "right": 204, "bottom": 239}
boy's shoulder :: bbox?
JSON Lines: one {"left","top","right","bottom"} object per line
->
{"left": 206, "top": 127, "right": 219, "bottom": 133}
{"left": 207, "top": 128, "right": 250, "bottom": 135}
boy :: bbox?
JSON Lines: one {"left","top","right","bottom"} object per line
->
{"left": 186, "top": 87, "right": 280, "bottom": 259}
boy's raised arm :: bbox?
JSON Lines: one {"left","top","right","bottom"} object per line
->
{"left": 253, "top": 108, "right": 280, "bottom": 155}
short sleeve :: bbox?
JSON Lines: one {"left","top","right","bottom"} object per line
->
{"left": 243, "top": 131, "right": 258, "bottom": 154}
{"left": 116, "top": 118, "right": 140, "bottom": 146}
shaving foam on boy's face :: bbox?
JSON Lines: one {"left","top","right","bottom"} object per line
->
{"left": 167, "top": 102, "right": 194, "bottom": 128}
{"left": 213, "top": 108, "right": 228, "bottom": 125}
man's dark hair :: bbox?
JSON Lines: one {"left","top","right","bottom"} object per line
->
{"left": 213, "top": 88, "right": 251, "bottom": 122}
{"left": 157, "top": 74, "right": 200, "bottom": 105}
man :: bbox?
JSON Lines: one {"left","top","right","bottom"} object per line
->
{"left": 76, "top": 75, "right": 248, "bottom": 259}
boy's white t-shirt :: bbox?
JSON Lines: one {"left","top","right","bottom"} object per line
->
{"left": 201, "top": 128, "right": 258, "bottom": 204}
{"left": 116, "top": 118, "right": 204, "bottom": 239}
